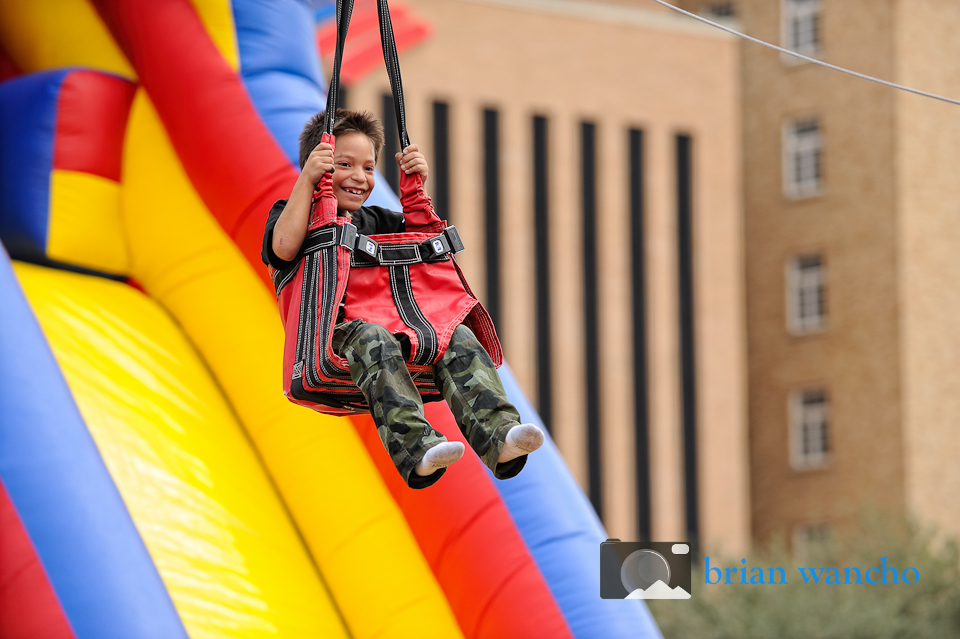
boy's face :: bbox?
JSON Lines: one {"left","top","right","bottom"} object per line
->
{"left": 332, "top": 132, "right": 376, "bottom": 214}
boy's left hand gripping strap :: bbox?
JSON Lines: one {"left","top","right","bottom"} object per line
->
{"left": 310, "top": 132, "right": 338, "bottom": 229}
{"left": 399, "top": 170, "right": 444, "bottom": 233}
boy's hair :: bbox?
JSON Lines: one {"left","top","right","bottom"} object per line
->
{"left": 298, "top": 108, "right": 386, "bottom": 169}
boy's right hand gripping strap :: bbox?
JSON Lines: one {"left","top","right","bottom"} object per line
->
{"left": 310, "top": 132, "right": 338, "bottom": 229}
{"left": 399, "top": 169, "right": 444, "bottom": 234}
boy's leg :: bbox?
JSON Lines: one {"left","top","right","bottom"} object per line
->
{"left": 433, "top": 324, "right": 528, "bottom": 479}
{"left": 333, "top": 320, "right": 449, "bottom": 488}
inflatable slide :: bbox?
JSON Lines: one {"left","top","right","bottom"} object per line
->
{"left": 0, "top": 1, "right": 662, "bottom": 637}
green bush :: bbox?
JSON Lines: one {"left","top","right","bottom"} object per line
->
{"left": 648, "top": 515, "right": 960, "bottom": 639}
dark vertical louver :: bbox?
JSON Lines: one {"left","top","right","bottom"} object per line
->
{"left": 382, "top": 93, "right": 399, "bottom": 194}
{"left": 676, "top": 133, "right": 699, "bottom": 551}
{"left": 483, "top": 108, "right": 501, "bottom": 332}
{"left": 629, "top": 128, "right": 651, "bottom": 541}
{"left": 432, "top": 101, "right": 450, "bottom": 222}
{"left": 533, "top": 115, "right": 552, "bottom": 432}
{"left": 581, "top": 121, "right": 602, "bottom": 520}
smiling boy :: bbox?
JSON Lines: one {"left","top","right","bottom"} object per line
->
{"left": 261, "top": 109, "right": 544, "bottom": 489}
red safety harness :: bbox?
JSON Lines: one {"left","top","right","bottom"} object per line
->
{"left": 270, "top": 0, "right": 500, "bottom": 415}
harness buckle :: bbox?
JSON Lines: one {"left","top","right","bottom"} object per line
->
{"left": 356, "top": 234, "right": 380, "bottom": 262}
{"left": 425, "top": 234, "right": 450, "bottom": 257}
{"left": 339, "top": 222, "right": 358, "bottom": 250}
{"left": 443, "top": 226, "right": 465, "bottom": 253}
{"left": 420, "top": 226, "right": 465, "bottom": 261}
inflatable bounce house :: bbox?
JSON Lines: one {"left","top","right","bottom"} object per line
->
{"left": 0, "top": 1, "right": 662, "bottom": 637}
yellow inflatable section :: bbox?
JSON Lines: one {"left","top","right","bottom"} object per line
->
{"left": 0, "top": 0, "right": 132, "bottom": 78}
{"left": 12, "top": 92, "right": 465, "bottom": 635}
{"left": 4, "top": 0, "right": 465, "bottom": 635}
{"left": 48, "top": 169, "right": 128, "bottom": 275}
{"left": 15, "top": 262, "right": 348, "bottom": 639}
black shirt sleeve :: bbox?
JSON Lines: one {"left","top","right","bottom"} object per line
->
{"left": 261, "top": 199, "right": 296, "bottom": 270}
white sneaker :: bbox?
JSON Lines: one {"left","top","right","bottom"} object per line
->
{"left": 498, "top": 423, "right": 544, "bottom": 463}
{"left": 414, "top": 441, "right": 465, "bottom": 476}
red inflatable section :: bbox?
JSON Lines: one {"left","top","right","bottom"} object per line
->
{"left": 0, "top": 41, "right": 18, "bottom": 83}
{"left": 316, "top": 0, "right": 432, "bottom": 85}
{"left": 0, "top": 480, "right": 75, "bottom": 639}
{"left": 90, "top": 0, "right": 298, "bottom": 288}
{"left": 353, "top": 406, "right": 575, "bottom": 639}
{"left": 53, "top": 71, "right": 136, "bottom": 181}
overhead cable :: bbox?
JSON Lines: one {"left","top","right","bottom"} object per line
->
{"left": 649, "top": 0, "right": 960, "bottom": 108}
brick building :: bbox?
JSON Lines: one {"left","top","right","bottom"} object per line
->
{"left": 680, "top": 0, "right": 960, "bottom": 546}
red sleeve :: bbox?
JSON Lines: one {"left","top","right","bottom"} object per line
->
{"left": 399, "top": 171, "right": 444, "bottom": 233}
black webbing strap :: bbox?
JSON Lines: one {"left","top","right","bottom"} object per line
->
{"left": 323, "top": 0, "right": 354, "bottom": 133}
{"left": 294, "top": 219, "right": 464, "bottom": 267}
{"left": 326, "top": 0, "right": 410, "bottom": 149}
{"left": 376, "top": 0, "right": 411, "bottom": 150}
{"left": 272, "top": 222, "right": 358, "bottom": 297}
{"left": 300, "top": 222, "right": 358, "bottom": 255}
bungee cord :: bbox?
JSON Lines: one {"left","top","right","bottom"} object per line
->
{"left": 649, "top": 0, "right": 960, "bottom": 108}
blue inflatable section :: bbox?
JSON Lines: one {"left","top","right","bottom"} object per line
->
{"left": 233, "top": 0, "right": 326, "bottom": 166}
{"left": 0, "top": 249, "right": 189, "bottom": 639}
{"left": 232, "top": 0, "right": 403, "bottom": 210}
{"left": 496, "top": 365, "right": 664, "bottom": 639}
{"left": 0, "top": 70, "right": 68, "bottom": 261}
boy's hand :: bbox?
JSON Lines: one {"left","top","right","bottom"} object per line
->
{"left": 303, "top": 141, "right": 335, "bottom": 187}
{"left": 396, "top": 144, "right": 429, "bottom": 183}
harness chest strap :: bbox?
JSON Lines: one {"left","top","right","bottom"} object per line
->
{"left": 353, "top": 227, "right": 464, "bottom": 267}
{"left": 272, "top": 222, "right": 466, "bottom": 295}
{"left": 296, "top": 222, "right": 464, "bottom": 264}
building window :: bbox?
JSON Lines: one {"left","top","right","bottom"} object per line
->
{"left": 787, "top": 254, "right": 826, "bottom": 333}
{"left": 705, "top": 2, "right": 735, "bottom": 18}
{"left": 792, "top": 523, "right": 832, "bottom": 559}
{"left": 790, "top": 388, "right": 830, "bottom": 469}
{"left": 783, "top": 118, "right": 822, "bottom": 198}
{"left": 782, "top": 0, "right": 821, "bottom": 58}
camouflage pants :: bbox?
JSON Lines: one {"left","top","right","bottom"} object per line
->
{"left": 332, "top": 319, "right": 526, "bottom": 489}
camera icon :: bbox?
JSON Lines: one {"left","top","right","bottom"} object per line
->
{"left": 600, "top": 539, "right": 692, "bottom": 599}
